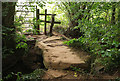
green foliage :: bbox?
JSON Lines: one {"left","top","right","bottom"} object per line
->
{"left": 70, "top": 66, "right": 87, "bottom": 74}
{"left": 65, "top": 28, "right": 120, "bottom": 71}
{"left": 64, "top": 37, "right": 89, "bottom": 51}
{"left": 25, "top": 29, "right": 33, "bottom": 32}
{"left": 32, "top": 18, "right": 43, "bottom": 34}
{"left": 14, "top": 16, "right": 25, "bottom": 32}
{"left": 114, "top": 77, "right": 120, "bottom": 81}
{"left": 2, "top": 47, "right": 14, "bottom": 58}
{"left": 3, "top": 72, "right": 14, "bottom": 80}
{"left": 16, "top": 42, "right": 28, "bottom": 49}
{"left": 2, "top": 69, "right": 45, "bottom": 81}
{"left": 21, "top": 69, "right": 45, "bottom": 80}
{"left": 36, "top": 2, "right": 46, "bottom": 8}
{"left": 2, "top": 2, "right": 46, "bottom": 58}
{"left": 2, "top": 25, "right": 16, "bottom": 58}
{"left": 64, "top": 38, "right": 80, "bottom": 47}
{"left": 15, "top": 33, "right": 28, "bottom": 54}
{"left": 63, "top": 2, "right": 120, "bottom": 71}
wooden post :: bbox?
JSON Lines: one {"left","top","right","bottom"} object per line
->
{"left": 37, "top": 9, "right": 40, "bottom": 34}
{"left": 36, "top": 6, "right": 37, "bottom": 29}
{"left": 44, "top": 9, "right": 47, "bottom": 35}
{"left": 50, "top": 14, "right": 55, "bottom": 36}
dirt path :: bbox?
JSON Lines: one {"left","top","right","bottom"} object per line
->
{"left": 3, "top": 33, "right": 119, "bottom": 81}
{"left": 28, "top": 33, "right": 119, "bottom": 80}
{"left": 32, "top": 33, "right": 90, "bottom": 79}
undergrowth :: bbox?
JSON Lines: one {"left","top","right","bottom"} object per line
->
{"left": 2, "top": 69, "right": 45, "bottom": 81}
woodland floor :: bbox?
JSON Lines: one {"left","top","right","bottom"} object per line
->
{"left": 3, "top": 32, "right": 120, "bottom": 81}
{"left": 28, "top": 32, "right": 120, "bottom": 80}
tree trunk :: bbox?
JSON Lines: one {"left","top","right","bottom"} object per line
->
{"left": 118, "top": 3, "right": 120, "bottom": 27}
{"left": 2, "top": 2, "right": 16, "bottom": 49}
{"left": 111, "top": 3, "right": 116, "bottom": 24}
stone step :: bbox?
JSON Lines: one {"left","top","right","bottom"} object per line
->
{"left": 42, "top": 69, "right": 67, "bottom": 79}
{"left": 36, "top": 35, "right": 88, "bottom": 70}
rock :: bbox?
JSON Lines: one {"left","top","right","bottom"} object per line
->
{"left": 95, "top": 66, "right": 104, "bottom": 73}
{"left": 36, "top": 35, "right": 88, "bottom": 70}
{"left": 42, "top": 69, "right": 67, "bottom": 79}
{"left": 34, "top": 46, "right": 43, "bottom": 55}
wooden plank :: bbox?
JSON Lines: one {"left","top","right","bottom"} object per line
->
{"left": 16, "top": 5, "right": 36, "bottom": 7}
{"left": 21, "top": 27, "right": 33, "bottom": 28}
{"left": 24, "top": 17, "right": 34, "bottom": 18}
{"left": 37, "top": 9, "right": 40, "bottom": 34}
{"left": 21, "top": 23, "right": 34, "bottom": 24}
{"left": 16, "top": 10, "right": 34, "bottom": 12}
{"left": 50, "top": 15, "right": 55, "bottom": 36}
{"left": 44, "top": 21, "right": 60, "bottom": 24}
{"left": 40, "top": 20, "right": 61, "bottom": 24}
{"left": 44, "top": 9, "right": 47, "bottom": 35}
{"left": 36, "top": 6, "right": 37, "bottom": 29}
{"left": 39, "top": 14, "right": 56, "bottom": 15}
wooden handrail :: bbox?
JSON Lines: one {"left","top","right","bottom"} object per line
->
{"left": 40, "top": 20, "right": 61, "bottom": 24}
{"left": 16, "top": 10, "right": 34, "bottom": 12}
{"left": 39, "top": 14, "right": 56, "bottom": 16}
